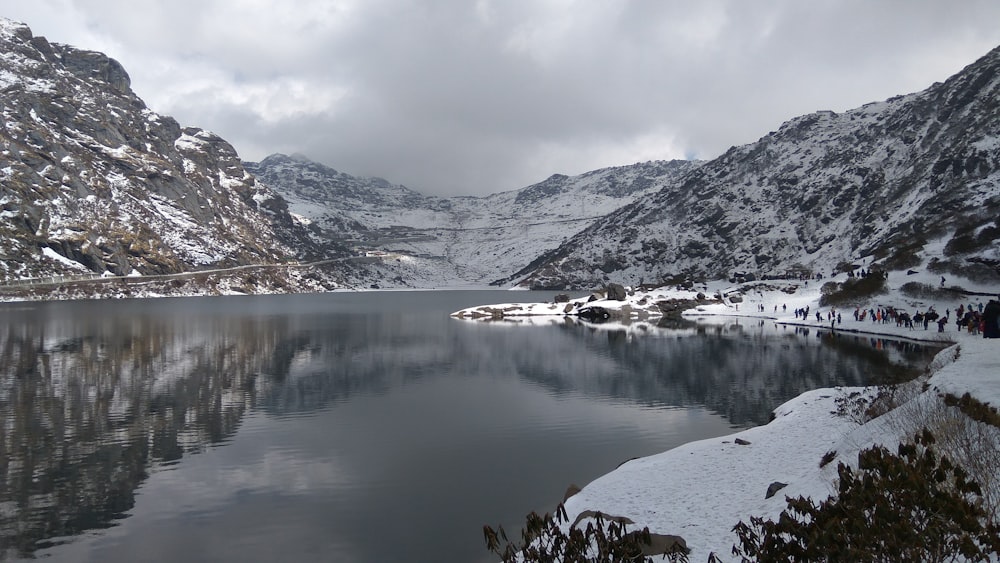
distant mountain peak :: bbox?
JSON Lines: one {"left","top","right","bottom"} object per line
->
{"left": 250, "top": 154, "right": 701, "bottom": 287}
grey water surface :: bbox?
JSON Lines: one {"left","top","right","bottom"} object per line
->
{"left": 0, "top": 291, "right": 940, "bottom": 562}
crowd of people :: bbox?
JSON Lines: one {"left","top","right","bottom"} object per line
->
{"left": 780, "top": 299, "right": 1000, "bottom": 339}
{"left": 796, "top": 300, "right": 1000, "bottom": 338}
{"left": 954, "top": 301, "right": 1000, "bottom": 337}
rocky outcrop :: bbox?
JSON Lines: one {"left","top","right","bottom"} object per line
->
{"left": 765, "top": 481, "right": 788, "bottom": 499}
{"left": 656, "top": 298, "right": 705, "bottom": 319}
{"left": 58, "top": 45, "right": 132, "bottom": 94}
{"left": 576, "top": 306, "right": 613, "bottom": 322}
{"left": 606, "top": 282, "right": 628, "bottom": 301}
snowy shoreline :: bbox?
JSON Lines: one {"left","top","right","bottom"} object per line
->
{"left": 454, "top": 275, "right": 1000, "bottom": 561}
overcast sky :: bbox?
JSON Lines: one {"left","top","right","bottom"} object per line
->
{"left": 6, "top": 1, "right": 1000, "bottom": 196}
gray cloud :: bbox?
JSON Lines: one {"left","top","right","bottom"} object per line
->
{"left": 6, "top": 0, "right": 1000, "bottom": 195}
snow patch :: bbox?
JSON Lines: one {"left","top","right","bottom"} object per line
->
{"left": 40, "top": 247, "right": 88, "bottom": 271}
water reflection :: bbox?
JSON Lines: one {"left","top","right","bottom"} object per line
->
{"left": 0, "top": 294, "right": 942, "bottom": 561}
{"left": 458, "top": 315, "right": 932, "bottom": 426}
{"left": 0, "top": 306, "right": 265, "bottom": 558}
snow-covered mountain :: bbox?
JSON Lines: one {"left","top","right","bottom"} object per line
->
{"left": 503, "top": 45, "right": 1000, "bottom": 289}
{"left": 0, "top": 18, "right": 344, "bottom": 295}
{"left": 247, "top": 154, "right": 700, "bottom": 286}
{"left": 2, "top": 11, "right": 997, "bottom": 297}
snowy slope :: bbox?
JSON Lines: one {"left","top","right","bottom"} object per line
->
{"left": 505, "top": 45, "right": 1000, "bottom": 290}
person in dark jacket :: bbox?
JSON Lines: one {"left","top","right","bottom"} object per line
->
{"left": 983, "top": 300, "right": 1000, "bottom": 339}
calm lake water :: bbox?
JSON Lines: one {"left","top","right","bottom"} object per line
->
{"left": 0, "top": 291, "right": 940, "bottom": 562}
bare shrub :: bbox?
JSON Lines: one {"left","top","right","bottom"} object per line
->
{"left": 818, "top": 275, "right": 887, "bottom": 307}
{"left": 880, "top": 390, "right": 1000, "bottom": 524}
{"left": 883, "top": 247, "right": 924, "bottom": 270}
{"left": 834, "top": 381, "right": 925, "bottom": 426}
{"left": 900, "top": 281, "right": 953, "bottom": 301}
{"left": 484, "top": 503, "right": 691, "bottom": 563}
{"left": 732, "top": 430, "right": 1000, "bottom": 562}
{"left": 927, "top": 257, "right": 1000, "bottom": 283}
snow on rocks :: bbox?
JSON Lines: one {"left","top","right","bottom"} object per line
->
{"left": 450, "top": 284, "right": 710, "bottom": 322}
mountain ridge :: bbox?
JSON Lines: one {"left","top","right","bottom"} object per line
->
{"left": 0, "top": 14, "right": 997, "bottom": 298}
{"left": 500, "top": 44, "right": 1000, "bottom": 289}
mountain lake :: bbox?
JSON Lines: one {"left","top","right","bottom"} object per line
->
{"left": 0, "top": 290, "right": 943, "bottom": 562}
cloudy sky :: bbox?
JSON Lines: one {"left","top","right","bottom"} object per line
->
{"left": 6, "top": 1, "right": 1000, "bottom": 196}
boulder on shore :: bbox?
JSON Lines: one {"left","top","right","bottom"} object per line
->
{"left": 606, "top": 283, "right": 627, "bottom": 301}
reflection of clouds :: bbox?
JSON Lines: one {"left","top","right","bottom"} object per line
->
{"left": 157, "top": 450, "right": 350, "bottom": 501}
{"left": 138, "top": 422, "right": 354, "bottom": 514}
{"left": 507, "top": 380, "right": 726, "bottom": 444}
{"left": 222, "top": 449, "right": 351, "bottom": 496}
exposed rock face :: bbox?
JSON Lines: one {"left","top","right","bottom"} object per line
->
{"left": 655, "top": 298, "right": 705, "bottom": 319}
{"left": 606, "top": 282, "right": 627, "bottom": 301}
{"left": 0, "top": 18, "right": 333, "bottom": 288}
{"left": 563, "top": 484, "right": 582, "bottom": 502}
{"left": 504, "top": 45, "right": 1000, "bottom": 290}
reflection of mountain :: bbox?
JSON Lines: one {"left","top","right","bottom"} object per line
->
{"left": 587, "top": 323, "right": 933, "bottom": 426}
{"left": 0, "top": 298, "right": 939, "bottom": 558}
{"left": 0, "top": 302, "right": 443, "bottom": 558}
{"left": 444, "top": 319, "right": 939, "bottom": 427}
{"left": 0, "top": 311, "right": 261, "bottom": 557}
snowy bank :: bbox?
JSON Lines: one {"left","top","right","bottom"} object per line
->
{"left": 456, "top": 274, "right": 1000, "bottom": 560}
{"left": 557, "top": 333, "right": 999, "bottom": 561}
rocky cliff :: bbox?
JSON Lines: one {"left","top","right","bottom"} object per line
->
{"left": 0, "top": 18, "right": 338, "bottom": 295}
